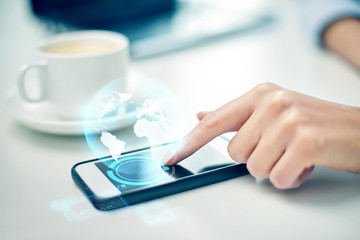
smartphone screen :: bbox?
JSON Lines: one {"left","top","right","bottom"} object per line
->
{"left": 72, "top": 137, "right": 249, "bottom": 210}
{"left": 91, "top": 137, "right": 235, "bottom": 195}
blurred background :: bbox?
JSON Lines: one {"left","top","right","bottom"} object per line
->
{"left": 29, "top": 0, "right": 275, "bottom": 58}
{"left": 1, "top": 1, "right": 360, "bottom": 239}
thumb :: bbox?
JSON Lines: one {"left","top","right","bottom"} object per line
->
{"left": 196, "top": 111, "right": 212, "bottom": 121}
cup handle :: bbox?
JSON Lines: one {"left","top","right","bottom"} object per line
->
{"left": 18, "top": 62, "right": 47, "bottom": 102}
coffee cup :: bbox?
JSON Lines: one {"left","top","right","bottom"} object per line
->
{"left": 18, "top": 30, "right": 129, "bottom": 120}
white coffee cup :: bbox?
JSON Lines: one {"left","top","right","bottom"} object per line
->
{"left": 18, "top": 30, "right": 129, "bottom": 120}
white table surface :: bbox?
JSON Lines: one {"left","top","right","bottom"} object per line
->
{"left": 1, "top": 1, "right": 360, "bottom": 239}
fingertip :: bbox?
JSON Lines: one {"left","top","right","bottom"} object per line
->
{"left": 162, "top": 154, "right": 174, "bottom": 166}
{"left": 163, "top": 157, "right": 174, "bottom": 166}
{"left": 161, "top": 139, "right": 187, "bottom": 166}
{"left": 161, "top": 148, "right": 178, "bottom": 166}
{"left": 165, "top": 158, "right": 181, "bottom": 166}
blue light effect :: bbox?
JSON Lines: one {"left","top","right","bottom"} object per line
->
{"left": 83, "top": 74, "right": 185, "bottom": 160}
{"left": 162, "top": 165, "right": 170, "bottom": 171}
{"left": 103, "top": 155, "right": 174, "bottom": 187}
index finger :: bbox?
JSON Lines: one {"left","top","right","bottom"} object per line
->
{"left": 164, "top": 89, "right": 258, "bottom": 165}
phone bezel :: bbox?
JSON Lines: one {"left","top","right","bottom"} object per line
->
{"left": 74, "top": 160, "right": 122, "bottom": 198}
{"left": 71, "top": 141, "right": 249, "bottom": 211}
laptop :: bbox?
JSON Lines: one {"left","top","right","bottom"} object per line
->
{"left": 31, "top": 0, "right": 275, "bottom": 59}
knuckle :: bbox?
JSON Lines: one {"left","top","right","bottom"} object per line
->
{"left": 296, "top": 129, "right": 313, "bottom": 144}
{"left": 280, "top": 107, "right": 303, "bottom": 135}
{"left": 267, "top": 90, "right": 293, "bottom": 111}
{"left": 253, "top": 82, "right": 278, "bottom": 94}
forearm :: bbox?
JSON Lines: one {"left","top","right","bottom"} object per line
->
{"left": 324, "top": 18, "right": 360, "bottom": 69}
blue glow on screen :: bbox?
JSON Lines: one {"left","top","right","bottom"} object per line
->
{"left": 95, "top": 154, "right": 176, "bottom": 192}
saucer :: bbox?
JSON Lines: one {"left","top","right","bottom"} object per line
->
{"left": 6, "top": 87, "right": 137, "bottom": 135}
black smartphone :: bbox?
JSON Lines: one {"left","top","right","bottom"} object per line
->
{"left": 71, "top": 137, "right": 249, "bottom": 211}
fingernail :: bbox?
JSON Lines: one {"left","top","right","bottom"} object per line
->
{"left": 161, "top": 147, "right": 177, "bottom": 165}
{"left": 164, "top": 156, "right": 175, "bottom": 166}
{"left": 162, "top": 140, "right": 185, "bottom": 165}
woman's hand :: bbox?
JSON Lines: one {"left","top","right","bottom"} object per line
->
{"left": 165, "top": 83, "right": 360, "bottom": 189}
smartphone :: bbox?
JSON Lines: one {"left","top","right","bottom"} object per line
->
{"left": 71, "top": 137, "right": 249, "bottom": 211}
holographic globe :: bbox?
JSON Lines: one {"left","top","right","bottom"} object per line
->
{"left": 83, "top": 73, "right": 184, "bottom": 162}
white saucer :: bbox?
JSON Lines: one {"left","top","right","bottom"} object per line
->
{"left": 6, "top": 87, "right": 137, "bottom": 135}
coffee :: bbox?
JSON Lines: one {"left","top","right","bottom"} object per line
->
{"left": 18, "top": 30, "right": 129, "bottom": 120}
{"left": 43, "top": 39, "right": 118, "bottom": 55}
